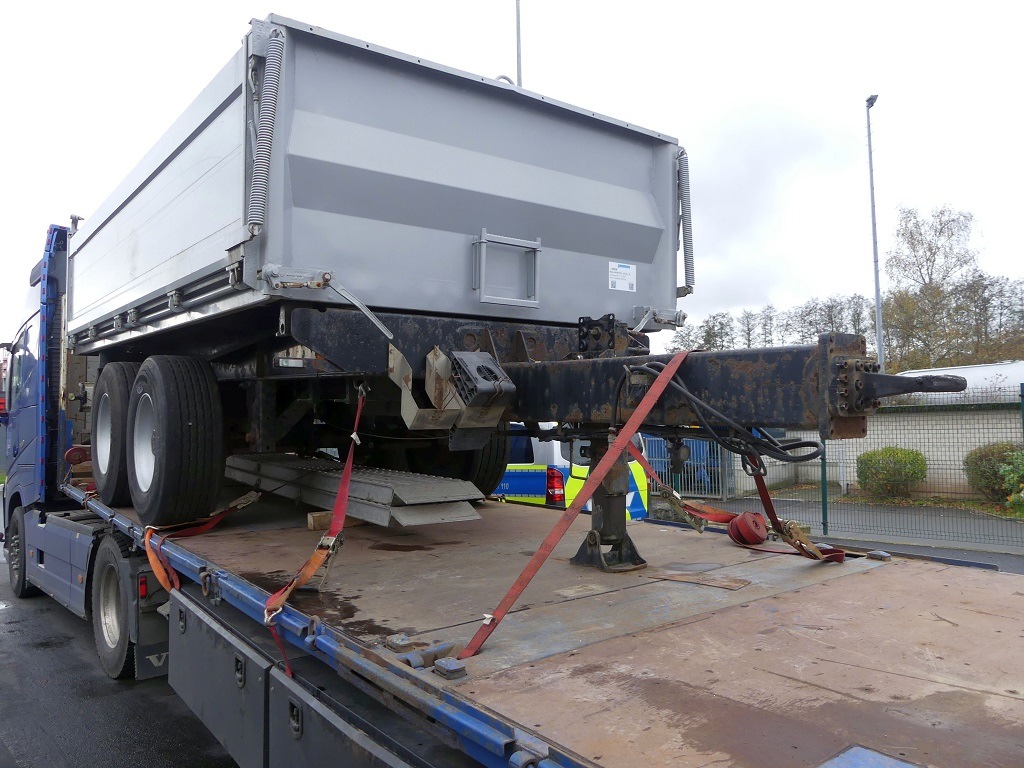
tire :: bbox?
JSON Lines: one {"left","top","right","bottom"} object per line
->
{"left": 93, "top": 362, "right": 140, "bottom": 506}
{"left": 400, "top": 428, "right": 511, "bottom": 496}
{"left": 7, "top": 507, "right": 41, "bottom": 598}
{"left": 127, "top": 356, "right": 224, "bottom": 526}
{"left": 91, "top": 534, "right": 135, "bottom": 679}
{"left": 466, "top": 428, "right": 511, "bottom": 496}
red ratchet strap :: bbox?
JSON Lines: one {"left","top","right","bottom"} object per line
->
{"left": 268, "top": 624, "right": 294, "bottom": 679}
{"left": 750, "top": 465, "right": 845, "bottom": 562}
{"left": 143, "top": 491, "right": 263, "bottom": 593}
{"left": 458, "top": 351, "right": 691, "bottom": 660}
{"left": 262, "top": 394, "right": 367, "bottom": 653}
{"left": 627, "top": 443, "right": 844, "bottom": 562}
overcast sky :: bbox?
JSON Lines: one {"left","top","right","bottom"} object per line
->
{"left": 3, "top": 1, "right": 1022, "bottom": 348}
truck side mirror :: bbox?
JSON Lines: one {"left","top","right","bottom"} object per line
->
{"left": 1, "top": 342, "right": 8, "bottom": 423}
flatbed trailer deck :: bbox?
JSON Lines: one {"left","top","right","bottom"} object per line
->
{"left": 60, "top": 484, "right": 1024, "bottom": 767}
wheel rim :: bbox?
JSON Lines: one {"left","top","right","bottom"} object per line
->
{"left": 133, "top": 392, "right": 156, "bottom": 493}
{"left": 98, "top": 562, "right": 123, "bottom": 649}
{"left": 95, "top": 392, "right": 112, "bottom": 475}
{"left": 8, "top": 525, "right": 20, "bottom": 578}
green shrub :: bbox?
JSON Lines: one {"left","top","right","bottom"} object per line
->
{"left": 856, "top": 447, "right": 927, "bottom": 497}
{"left": 999, "top": 450, "right": 1024, "bottom": 509}
{"left": 963, "top": 442, "right": 1022, "bottom": 501}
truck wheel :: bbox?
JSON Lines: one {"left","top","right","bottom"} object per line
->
{"left": 127, "top": 356, "right": 224, "bottom": 526}
{"left": 93, "top": 362, "right": 141, "bottom": 506}
{"left": 402, "top": 429, "right": 510, "bottom": 495}
{"left": 91, "top": 534, "right": 135, "bottom": 679}
{"left": 465, "top": 429, "right": 511, "bottom": 495}
{"left": 7, "top": 507, "right": 41, "bottom": 598}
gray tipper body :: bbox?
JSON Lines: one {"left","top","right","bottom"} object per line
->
{"left": 67, "top": 15, "right": 682, "bottom": 348}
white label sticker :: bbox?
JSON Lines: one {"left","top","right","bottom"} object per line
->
{"left": 608, "top": 262, "right": 637, "bottom": 292}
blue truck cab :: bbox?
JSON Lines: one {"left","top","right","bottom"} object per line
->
{"left": 2, "top": 225, "right": 68, "bottom": 515}
{"left": 2, "top": 225, "right": 170, "bottom": 677}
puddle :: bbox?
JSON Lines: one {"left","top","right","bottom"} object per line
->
{"left": 369, "top": 543, "right": 432, "bottom": 552}
{"left": 30, "top": 634, "right": 73, "bottom": 650}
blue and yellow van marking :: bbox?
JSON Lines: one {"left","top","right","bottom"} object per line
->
{"left": 498, "top": 463, "right": 649, "bottom": 518}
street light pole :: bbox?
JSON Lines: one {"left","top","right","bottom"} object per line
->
{"left": 866, "top": 94, "right": 885, "bottom": 372}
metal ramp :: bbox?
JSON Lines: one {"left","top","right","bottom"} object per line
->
{"left": 224, "top": 455, "right": 484, "bottom": 527}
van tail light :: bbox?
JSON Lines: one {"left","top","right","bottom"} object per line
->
{"left": 546, "top": 468, "right": 566, "bottom": 507}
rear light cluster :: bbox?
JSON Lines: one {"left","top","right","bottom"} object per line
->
{"left": 545, "top": 468, "right": 566, "bottom": 507}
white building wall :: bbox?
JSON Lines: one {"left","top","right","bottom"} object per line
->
{"left": 727, "top": 388, "right": 1021, "bottom": 499}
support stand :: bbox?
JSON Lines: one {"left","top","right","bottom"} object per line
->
{"left": 570, "top": 436, "right": 647, "bottom": 572}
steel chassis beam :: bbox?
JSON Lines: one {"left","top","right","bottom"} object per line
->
{"left": 503, "top": 333, "right": 959, "bottom": 439}
{"left": 290, "top": 312, "right": 959, "bottom": 439}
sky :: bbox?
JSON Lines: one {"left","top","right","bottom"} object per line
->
{"left": 3, "top": 0, "right": 1022, "bottom": 349}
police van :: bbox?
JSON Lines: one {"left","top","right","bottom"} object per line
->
{"left": 497, "top": 424, "right": 650, "bottom": 518}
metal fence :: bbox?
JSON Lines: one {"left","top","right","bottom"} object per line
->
{"left": 645, "top": 435, "right": 730, "bottom": 499}
{"left": 646, "top": 383, "right": 1024, "bottom": 549}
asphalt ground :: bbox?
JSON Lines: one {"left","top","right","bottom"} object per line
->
{"left": 0, "top": 548, "right": 236, "bottom": 768}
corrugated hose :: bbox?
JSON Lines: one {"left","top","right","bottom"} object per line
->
{"left": 248, "top": 30, "right": 285, "bottom": 235}
{"left": 677, "top": 148, "right": 694, "bottom": 296}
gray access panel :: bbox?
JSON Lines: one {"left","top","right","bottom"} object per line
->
{"left": 169, "top": 591, "right": 271, "bottom": 768}
{"left": 68, "top": 15, "right": 680, "bottom": 342}
{"left": 268, "top": 666, "right": 414, "bottom": 768}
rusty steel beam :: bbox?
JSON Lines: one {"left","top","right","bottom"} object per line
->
{"left": 278, "top": 310, "right": 967, "bottom": 442}
{"left": 503, "top": 333, "right": 965, "bottom": 439}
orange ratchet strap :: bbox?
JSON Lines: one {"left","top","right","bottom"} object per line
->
{"left": 143, "top": 491, "right": 263, "bottom": 593}
{"left": 457, "top": 351, "right": 690, "bottom": 659}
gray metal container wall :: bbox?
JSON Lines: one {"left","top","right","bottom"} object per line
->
{"left": 68, "top": 54, "right": 247, "bottom": 336}
{"left": 68, "top": 16, "right": 679, "bottom": 336}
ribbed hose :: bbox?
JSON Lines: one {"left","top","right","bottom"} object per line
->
{"left": 248, "top": 30, "right": 285, "bottom": 235}
{"left": 677, "top": 148, "right": 694, "bottom": 296}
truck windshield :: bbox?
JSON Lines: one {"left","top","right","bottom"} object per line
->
{"left": 8, "top": 314, "right": 39, "bottom": 405}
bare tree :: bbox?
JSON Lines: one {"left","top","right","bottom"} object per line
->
{"left": 846, "top": 294, "right": 871, "bottom": 338}
{"left": 699, "top": 312, "right": 736, "bottom": 350}
{"left": 667, "top": 312, "right": 735, "bottom": 351}
{"left": 885, "top": 206, "right": 977, "bottom": 288}
{"left": 758, "top": 304, "right": 776, "bottom": 346}
{"left": 667, "top": 323, "right": 702, "bottom": 352}
{"left": 786, "top": 299, "right": 825, "bottom": 343}
{"left": 737, "top": 309, "right": 758, "bottom": 347}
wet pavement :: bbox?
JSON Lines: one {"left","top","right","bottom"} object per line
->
{"left": 0, "top": 549, "right": 236, "bottom": 768}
